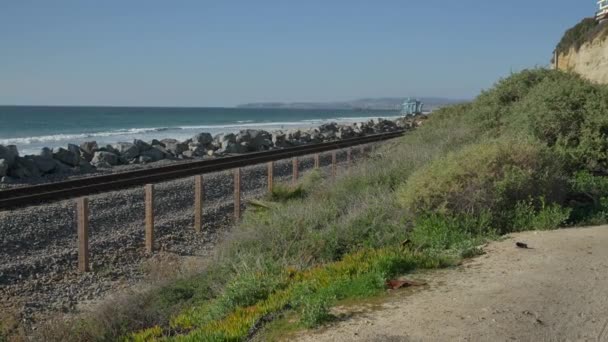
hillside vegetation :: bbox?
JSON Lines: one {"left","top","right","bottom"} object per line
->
{"left": 27, "top": 69, "right": 608, "bottom": 341}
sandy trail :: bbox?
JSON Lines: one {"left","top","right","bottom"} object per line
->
{"left": 296, "top": 226, "right": 608, "bottom": 342}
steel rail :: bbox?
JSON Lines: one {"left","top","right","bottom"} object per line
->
{"left": 0, "top": 131, "right": 403, "bottom": 210}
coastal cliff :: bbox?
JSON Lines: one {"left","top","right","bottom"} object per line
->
{"left": 554, "top": 18, "right": 608, "bottom": 83}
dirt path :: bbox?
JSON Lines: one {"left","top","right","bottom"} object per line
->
{"left": 296, "top": 226, "right": 608, "bottom": 342}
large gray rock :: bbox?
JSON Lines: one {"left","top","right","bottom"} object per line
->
{"left": 161, "top": 139, "right": 188, "bottom": 156}
{"left": 237, "top": 129, "right": 272, "bottom": 151}
{"left": 32, "top": 155, "right": 57, "bottom": 173}
{"left": 182, "top": 150, "right": 196, "bottom": 158}
{"left": 91, "top": 151, "right": 119, "bottom": 167}
{"left": 0, "top": 145, "right": 19, "bottom": 167}
{"left": 98, "top": 144, "right": 120, "bottom": 154}
{"left": 114, "top": 142, "right": 140, "bottom": 160}
{"left": 39, "top": 147, "right": 53, "bottom": 159}
{"left": 53, "top": 147, "right": 80, "bottom": 167}
{"left": 0, "top": 159, "right": 7, "bottom": 177}
{"left": 218, "top": 141, "right": 248, "bottom": 154}
{"left": 193, "top": 132, "right": 213, "bottom": 146}
{"left": 215, "top": 133, "right": 236, "bottom": 146}
{"left": 319, "top": 122, "right": 338, "bottom": 133}
{"left": 187, "top": 142, "right": 206, "bottom": 156}
{"left": 10, "top": 157, "right": 41, "bottom": 179}
{"left": 67, "top": 143, "right": 80, "bottom": 155}
{"left": 336, "top": 126, "right": 355, "bottom": 139}
{"left": 80, "top": 141, "right": 98, "bottom": 155}
{"left": 133, "top": 139, "right": 152, "bottom": 152}
{"left": 140, "top": 147, "right": 166, "bottom": 162}
{"left": 272, "top": 131, "right": 290, "bottom": 148}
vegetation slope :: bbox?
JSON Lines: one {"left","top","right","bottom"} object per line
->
{"left": 15, "top": 68, "right": 608, "bottom": 342}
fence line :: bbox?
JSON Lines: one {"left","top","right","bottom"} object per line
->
{"left": 69, "top": 141, "right": 387, "bottom": 272}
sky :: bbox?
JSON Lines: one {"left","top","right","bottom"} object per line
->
{"left": 0, "top": 1, "right": 597, "bottom": 107}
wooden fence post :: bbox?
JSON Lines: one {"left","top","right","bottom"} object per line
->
{"left": 234, "top": 168, "right": 241, "bottom": 220}
{"left": 145, "top": 184, "right": 154, "bottom": 253}
{"left": 331, "top": 151, "right": 337, "bottom": 179}
{"left": 314, "top": 154, "right": 320, "bottom": 169}
{"left": 194, "top": 175, "right": 203, "bottom": 233}
{"left": 267, "top": 161, "right": 274, "bottom": 193}
{"left": 76, "top": 197, "right": 90, "bottom": 273}
{"left": 292, "top": 157, "right": 299, "bottom": 184}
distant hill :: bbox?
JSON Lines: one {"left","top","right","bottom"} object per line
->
{"left": 237, "top": 97, "right": 468, "bottom": 111}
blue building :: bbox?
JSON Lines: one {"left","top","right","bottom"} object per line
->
{"left": 401, "top": 98, "right": 424, "bottom": 116}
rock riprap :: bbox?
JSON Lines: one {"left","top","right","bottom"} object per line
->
{"left": 0, "top": 116, "right": 425, "bottom": 183}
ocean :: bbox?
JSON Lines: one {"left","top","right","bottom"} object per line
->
{"left": 0, "top": 106, "right": 401, "bottom": 155}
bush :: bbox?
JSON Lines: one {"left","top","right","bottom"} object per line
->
{"left": 409, "top": 213, "right": 493, "bottom": 251}
{"left": 467, "top": 69, "right": 562, "bottom": 134}
{"left": 511, "top": 75, "right": 608, "bottom": 173}
{"left": 510, "top": 199, "right": 572, "bottom": 232}
{"left": 397, "top": 139, "right": 567, "bottom": 232}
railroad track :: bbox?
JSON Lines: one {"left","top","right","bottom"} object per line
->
{"left": 0, "top": 131, "right": 404, "bottom": 210}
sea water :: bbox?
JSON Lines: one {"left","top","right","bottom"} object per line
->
{"left": 0, "top": 106, "right": 400, "bottom": 155}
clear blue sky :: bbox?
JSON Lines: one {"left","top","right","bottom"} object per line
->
{"left": 0, "top": 1, "right": 596, "bottom": 107}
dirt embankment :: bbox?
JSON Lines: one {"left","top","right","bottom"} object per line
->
{"left": 296, "top": 226, "right": 608, "bottom": 342}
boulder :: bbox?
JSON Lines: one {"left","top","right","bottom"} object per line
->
{"left": 193, "top": 132, "right": 213, "bottom": 146}
{"left": 114, "top": 142, "right": 140, "bottom": 160}
{"left": 215, "top": 132, "right": 236, "bottom": 144}
{"left": 188, "top": 142, "right": 206, "bottom": 156}
{"left": 309, "top": 129, "right": 323, "bottom": 143}
{"left": 236, "top": 130, "right": 273, "bottom": 151}
{"left": 218, "top": 141, "right": 247, "bottom": 154}
{"left": 321, "top": 131, "right": 336, "bottom": 140}
{"left": 161, "top": 139, "right": 188, "bottom": 156}
{"left": 319, "top": 122, "right": 338, "bottom": 133}
{"left": 140, "top": 147, "right": 166, "bottom": 162}
{"left": 133, "top": 139, "right": 152, "bottom": 152}
{"left": 80, "top": 141, "right": 98, "bottom": 156}
{"left": 0, "top": 159, "right": 7, "bottom": 177}
{"left": 67, "top": 143, "right": 80, "bottom": 155}
{"left": 32, "top": 155, "right": 56, "bottom": 173}
{"left": 91, "top": 151, "right": 119, "bottom": 167}
{"left": 0, "top": 145, "right": 19, "bottom": 167}
{"left": 272, "top": 131, "right": 290, "bottom": 148}
{"left": 99, "top": 144, "right": 120, "bottom": 155}
{"left": 182, "top": 150, "right": 195, "bottom": 158}
{"left": 39, "top": 147, "right": 53, "bottom": 159}
{"left": 53, "top": 160, "right": 72, "bottom": 174}
{"left": 10, "top": 157, "right": 41, "bottom": 179}
{"left": 336, "top": 126, "right": 355, "bottom": 139}
{"left": 75, "top": 159, "right": 95, "bottom": 173}
{"left": 138, "top": 155, "right": 153, "bottom": 164}
{"left": 53, "top": 147, "right": 80, "bottom": 167}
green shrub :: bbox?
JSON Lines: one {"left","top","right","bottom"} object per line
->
{"left": 397, "top": 139, "right": 567, "bottom": 232}
{"left": 409, "top": 213, "right": 493, "bottom": 251}
{"left": 511, "top": 199, "right": 571, "bottom": 232}
{"left": 509, "top": 75, "right": 608, "bottom": 172}
{"left": 568, "top": 172, "right": 608, "bottom": 224}
{"left": 468, "top": 69, "right": 562, "bottom": 134}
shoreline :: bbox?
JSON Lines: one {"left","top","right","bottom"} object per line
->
{"left": 0, "top": 115, "right": 426, "bottom": 186}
